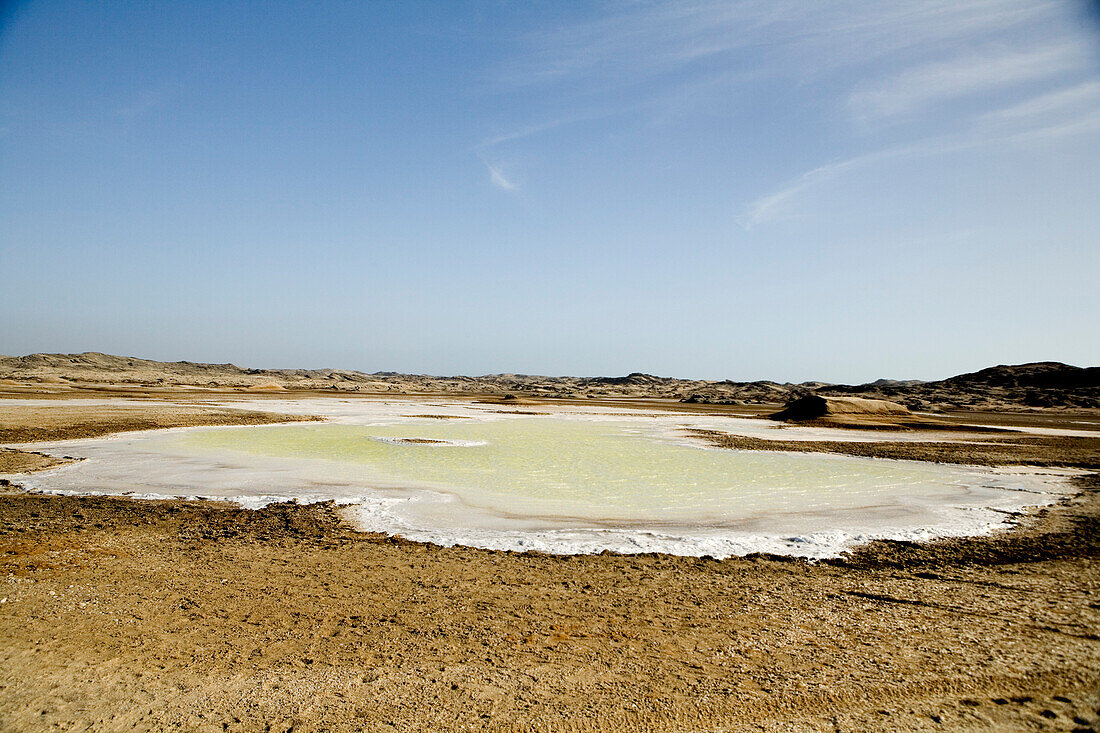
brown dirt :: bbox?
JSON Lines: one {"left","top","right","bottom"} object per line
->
{"left": 403, "top": 414, "right": 472, "bottom": 420}
{"left": 0, "top": 401, "right": 320, "bottom": 486}
{"left": 0, "top": 401, "right": 319, "bottom": 444}
{"left": 0, "top": 448, "right": 71, "bottom": 475}
{"left": 0, "top": 485, "right": 1097, "bottom": 732}
{"left": 688, "top": 428, "right": 1100, "bottom": 469}
{"left": 768, "top": 416, "right": 1016, "bottom": 431}
{"left": 1, "top": 397, "right": 1099, "bottom": 731}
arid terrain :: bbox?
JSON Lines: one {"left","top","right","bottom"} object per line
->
{"left": 1, "top": 354, "right": 1099, "bottom": 732}
{"left": 3, "top": 352, "right": 1097, "bottom": 410}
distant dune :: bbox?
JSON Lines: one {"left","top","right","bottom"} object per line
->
{"left": 0, "top": 352, "right": 1096, "bottom": 410}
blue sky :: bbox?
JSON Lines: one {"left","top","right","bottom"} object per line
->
{"left": 1, "top": 1, "right": 1098, "bottom": 382}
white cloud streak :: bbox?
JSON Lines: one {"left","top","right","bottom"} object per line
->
{"left": 495, "top": 0, "right": 1067, "bottom": 94}
{"left": 982, "top": 81, "right": 1100, "bottom": 123}
{"left": 481, "top": 1, "right": 1094, "bottom": 209}
{"left": 472, "top": 109, "right": 619, "bottom": 151}
{"left": 740, "top": 153, "right": 896, "bottom": 230}
{"left": 116, "top": 89, "right": 169, "bottom": 120}
{"left": 742, "top": 93, "right": 1100, "bottom": 229}
{"left": 482, "top": 158, "right": 516, "bottom": 191}
{"left": 849, "top": 43, "right": 1090, "bottom": 122}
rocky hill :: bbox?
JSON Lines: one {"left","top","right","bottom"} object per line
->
{"left": 823, "top": 362, "right": 1100, "bottom": 410}
{"left": 0, "top": 352, "right": 820, "bottom": 402}
{"left": 0, "top": 353, "right": 1096, "bottom": 409}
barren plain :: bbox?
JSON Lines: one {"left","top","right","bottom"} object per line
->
{"left": 1, "top": 355, "right": 1098, "bottom": 732}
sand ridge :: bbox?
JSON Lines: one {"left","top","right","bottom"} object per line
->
{"left": 3, "top": 351, "right": 1098, "bottom": 411}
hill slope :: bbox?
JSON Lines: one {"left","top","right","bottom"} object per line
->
{"left": 0, "top": 353, "right": 1096, "bottom": 408}
{"left": 823, "top": 362, "right": 1100, "bottom": 409}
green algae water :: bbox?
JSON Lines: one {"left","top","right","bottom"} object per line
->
{"left": 5, "top": 403, "right": 1073, "bottom": 558}
{"left": 181, "top": 418, "right": 1023, "bottom": 524}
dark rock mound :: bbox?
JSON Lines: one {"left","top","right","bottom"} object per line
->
{"left": 772, "top": 395, "right": 913, "bottom": 422}
{"left": 584, "top": 373, "right": 668, "bottom": 387}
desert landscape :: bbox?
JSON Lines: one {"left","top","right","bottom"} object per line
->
{"left": 3, "top": 352, "right": 1097, "bottom": 410}
{"left": 1, "top": 354, "right": 1098, "bottom": 731}
{"left": 4, "top": 3, "right": 1100, "bottom": 730}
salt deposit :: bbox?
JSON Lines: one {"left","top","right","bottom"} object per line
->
{"left": 2, "top": 400, "right": 1078, "bottom": 558}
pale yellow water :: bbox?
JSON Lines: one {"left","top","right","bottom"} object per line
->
{"left": 181, "top": 419, "right": 1002, "bottom": 524}
{"left": 8, "top": 408, "right": 1069, "bottom": 557}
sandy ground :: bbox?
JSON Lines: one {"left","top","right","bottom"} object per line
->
{"left": 688, "top": 428, "right": 1100, "bottom": 469}
{"left": 1, "top": 395, "right": 1099, "bottom": 732}
{"left": 0, "top": 400, "right": 319, "bottom": 445}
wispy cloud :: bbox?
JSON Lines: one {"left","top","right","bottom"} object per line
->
{"left": 481, "top": 2, "right": 1089, "bottom": 138}
{"left": 472, "top": 109, "right": 619, "bottom": 151}
{"left": 981, "top": 81, "right": 1100, "bottom": 123}
{"left": 116, "top": 89, "right": 170, "bottom": 120}
{"left": 742, "top": 94, "right": 1100, "bottom": 229}
{"left": 481, "top": 1, "right": 1094, "bottom": 206}
{"left": 494, "top": 0, "right": 1065, "bottom": 95}
{"left": 481, "top": 158, "right": 517, "bottom": 191}
{"left": 995, "top": 107, "right": 1100, "bottom": 144}
{"left": 740, "top": 153, "right": 894, "bottom": 230}
{"left": 848, "top": 43, "right": 1090, "bottom": 122}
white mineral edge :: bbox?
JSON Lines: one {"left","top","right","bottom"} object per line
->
{"left": 0, "top": 399, "right": 1087, "bottom": 559}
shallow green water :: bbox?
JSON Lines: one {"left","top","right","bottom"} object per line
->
{"left": 181, "top": 418, "right": 980, "bottom": 524}
{"left": 10, "top": 402, "right": 1070, "bottom": 556}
